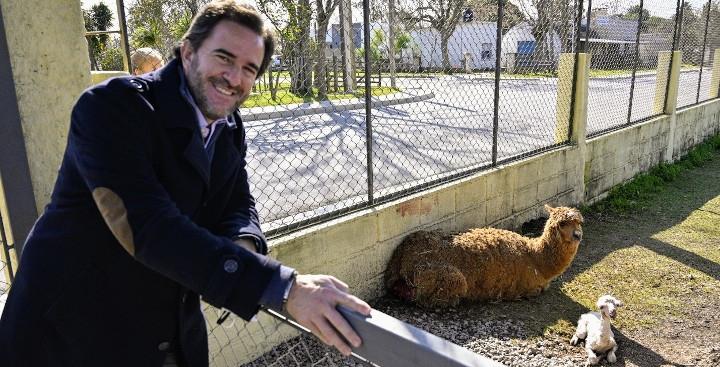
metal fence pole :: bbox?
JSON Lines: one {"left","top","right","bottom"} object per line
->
{"left": 665, "top": 0, "right": 684, "bottom": 112}
{"left": 568, "top": 0, "right": 584, "bottom": 140}
{"left": 584, "top": 0, "right": 592, "bottom": 52}
{"left": 627, "top": 0, "right": 645, "bottom": 124}
{"left": 696, "top": 0, "right": 712, "bottom": 103}
{"left": 115, "top": 0, "right": 131, "bottom": 73}
{"left": 492, "top": 0, "right": 504, "bottom": 165}
{"left": 363, "top": 0, "right": 374, "bottom": 204}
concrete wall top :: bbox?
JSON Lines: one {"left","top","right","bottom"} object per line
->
{"left": 1, "top": 0, "right": 91, "bottom": 211}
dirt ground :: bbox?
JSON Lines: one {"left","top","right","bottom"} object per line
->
{"left": 372, "top": 153, "right": 720, "bottom": 367}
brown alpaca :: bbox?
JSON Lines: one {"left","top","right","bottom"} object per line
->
{"left": 385, "top": 205, "right": 584, "bottom": 308}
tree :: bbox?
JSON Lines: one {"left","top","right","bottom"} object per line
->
{"left": 515, "top": 0, "right": 576, "bottom": 60}
{"left": 622, "top": 4, "right": 650, "bottom": 22}
{"left": 131, "top": 21, "right": 164, "bottom": 50}
{"left": 675, "top": 2, "right": 702, "bottom": 65}
{"left": 83, "top": 2, "right": 114, "bottom": 70}
{"left": 127, "top": 0, "right": 210, "bottom": 57}
{"left": 314, "top": 0, "right": 340, "bottom": 99}
{"left": 356, "top": 29, "right": 386, "bottom": 63}
{"left": 465, "top": 0, "right": 526, "bottom": 30}
{"left": 700, "top": 1, "right": 720, "bottom": 64}
{"left": 257, "top": 0, "right": 314, "bottom": 96}
{"left": 398, "top": 0, "right": 467, "bottom": 73}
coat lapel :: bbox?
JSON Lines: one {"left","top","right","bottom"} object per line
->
{"left": 206, "top": 114, "right": 242, "bottom": 201}
{"left": 150, "top": 59, "right": 211, "bottom": 189}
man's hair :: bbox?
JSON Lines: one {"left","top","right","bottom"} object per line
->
{"left": 131, "top": 47, "right": 164, "bottom": 71}
{"left": 173, "top": 0, "right": 275, "bottom": 78}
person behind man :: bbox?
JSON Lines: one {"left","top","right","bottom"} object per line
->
{"left": 131, "top": 47, "right": 165, "bottom": 75}
{"left": 0, "top": 1, "right": 370, "bottom": 366}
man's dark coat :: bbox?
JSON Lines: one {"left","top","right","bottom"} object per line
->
{"left": 0, "top": 59, "right": 280, "bottom": 366}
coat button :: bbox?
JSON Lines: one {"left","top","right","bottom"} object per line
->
{"left": 158, "top": 341, "right": 171, "bottom": 351}
{"left": 223, "top": 259, "right": 238, "bottom": 273}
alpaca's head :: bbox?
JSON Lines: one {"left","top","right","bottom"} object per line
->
{"left": 543, "top": 204, "right": 584, "bottom": 246}
{"left": 597, "top": 295, "right": 623, "bottom": 319}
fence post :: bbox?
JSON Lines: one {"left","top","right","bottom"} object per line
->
{"left": 710, "top": 49, "right": 720, "bottom": 99}
{"left": 571, "top": 54, "right": 590, "bottom": 147}
{"left": 362, "top": 0, "right": 374, "bottom": 204}
{"left": 695, "top": 0, "right": 712, "bottom": 103}
{"left": 627, "top": 0, "right": 644, "bottom": 124}
{"left": 555, "top": 53, "right": 576, "bottom": 143}
{"left": 570, "top": 53, "right": 590, "bottom": 204}
{"left": 653, "top": 51, "right": 673, "bottom": 115}
{"left": 491, "top": 0, "right": 504, "bottom": 165}
{"left": 663, "top": 50, "right": 683, "bottom": 163}
{"left": 115, "top": 0, "right": 131, "bottom": 73}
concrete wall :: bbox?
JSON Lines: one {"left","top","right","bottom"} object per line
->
{"left": 0, "top": 0, "right": 91, "bottom": 211}
{"left": 271, "top": 147, "right": 583, "bottom": 300}
{"left": 584, "top": 115, "right": 672, "bottom": 202}
{"left": 673, "top": 100, "right": 720, "bottom": 160}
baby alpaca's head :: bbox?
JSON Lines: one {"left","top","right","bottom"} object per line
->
{"left": 597, "top": 295, "right": 623, "bottom": 319}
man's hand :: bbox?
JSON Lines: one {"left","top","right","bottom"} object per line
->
{"left": 285, "top": 274, "right": 371, "bottom": 356}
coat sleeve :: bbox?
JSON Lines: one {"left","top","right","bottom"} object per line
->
{"left": 215, "top": 122, "right": 269, "bottom": 255}
{"left": 68, "top": 81, "right": 277, "bottom": 320}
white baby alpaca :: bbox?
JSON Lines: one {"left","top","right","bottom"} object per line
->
{"left": 570, "top": 295, "right": 624, "bottom": 365}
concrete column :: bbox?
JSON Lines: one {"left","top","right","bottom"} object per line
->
{"left": 570, "top": 53, "right": 590, "bottom": 205}
{"left": 554, "top": 53, "right": 575, "bottom": 143}
{"left": 653, "top": 50, "right": 682, "bottom": 116}
{"left": 663, "top": 51, "right": 682, "bottom": 163}
{"left": 0, "top": 0, "right": 91, "bottom": 253}
{"left": 653, "top": 51, "right": 672, "bottom": 115}
{"left": 710, "top": 49, "right": 720, "bottom": 99}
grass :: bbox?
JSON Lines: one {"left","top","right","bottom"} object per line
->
{"left": 550, "top": 133, "right": 720, "bottom": 335}
{"left": 243, "top": 86, "right": 400, "bottom": 108}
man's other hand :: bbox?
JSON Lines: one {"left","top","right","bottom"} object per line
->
{"left": 285, "top": 274, "right": 372, "bottom": 356}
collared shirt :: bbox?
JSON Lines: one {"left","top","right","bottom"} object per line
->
{"left": 177, "top": 65, "right": 295, "bottom": 312}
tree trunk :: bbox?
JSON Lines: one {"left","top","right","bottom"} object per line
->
{"left": 441, "top": 31, "right": 452, "bottom": 74}
{"left": 387, "top": 0, "right": 397, "bottom": 88}
{"left": 290, "top": 0, "right": 314, "bottom": 96}
{"left": 314, "top": 0, "right": 334, "bottom": 99}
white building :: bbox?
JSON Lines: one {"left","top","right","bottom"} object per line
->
{"left": 500, "top": 22, "right": 561, "bottom": 71}
{"left": 410, "top": 22, "right": 498, "bottom": 70}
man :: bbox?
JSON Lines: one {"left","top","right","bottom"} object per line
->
{"left": 0, "top": 1, "right": 370, "bottom": 366}
{"left": 131, "top": 47, "right": 165, "bottom": 75}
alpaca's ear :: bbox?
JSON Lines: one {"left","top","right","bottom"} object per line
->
{"left": 615, "top": 299, "right": 624, "bottom": 307}
{"left": 544, "top": 204, "right": 553, "bottom": 213}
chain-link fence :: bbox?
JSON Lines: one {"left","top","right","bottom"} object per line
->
{"left": 81, "top": 0, "right": 720, "bottom": 236}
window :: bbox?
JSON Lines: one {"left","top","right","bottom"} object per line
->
{"left": 518, "top": 41, "right": 536, "bottom": 55}
{"left": 481, "top": 43, "right": 492, "bottom": 60}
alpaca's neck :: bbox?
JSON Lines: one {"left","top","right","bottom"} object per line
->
{"left": 600, "top": 315, "right": 613, "bottom": 333}
{"left": 532, "top": 235, "right": 578, "bottom": 277}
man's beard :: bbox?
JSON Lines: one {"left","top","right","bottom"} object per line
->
{"left": 186, "top": 57, "right": 243, "bottom": 120}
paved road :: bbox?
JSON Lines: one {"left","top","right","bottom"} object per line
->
{"left": 242, "top": 69, "right": 715, "bottom": 232}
